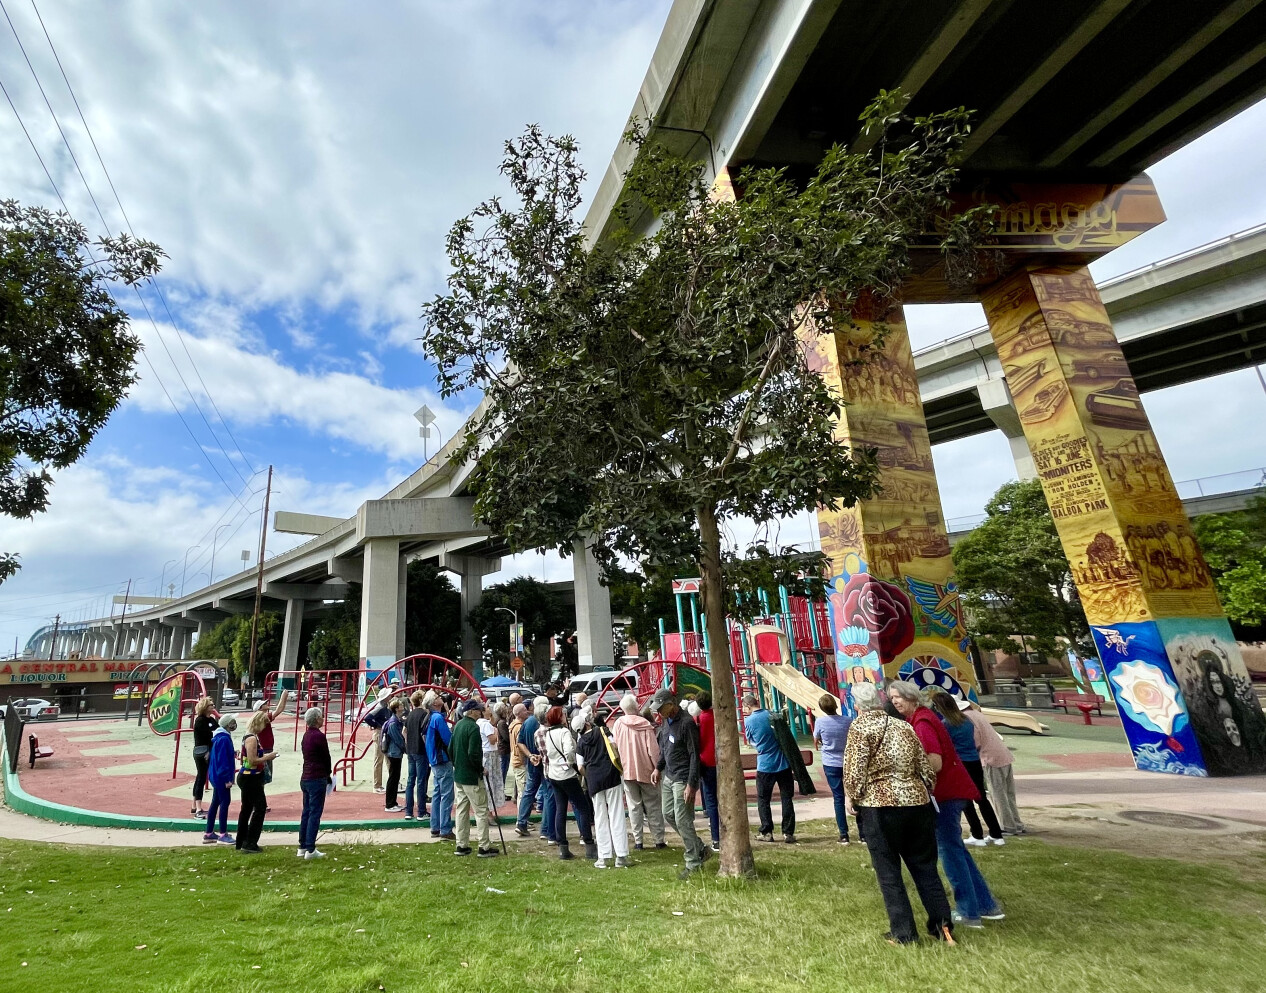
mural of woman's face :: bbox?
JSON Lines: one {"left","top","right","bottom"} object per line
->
{"left": 1223, "top": 717, "right": 1243, "bottom": 747}
{"left": 1208, "top": 669, "right": 1225, "bottom": 698}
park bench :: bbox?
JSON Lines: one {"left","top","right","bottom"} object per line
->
{"left": 1052, "top": 691, "right": 1105, "bottom": 724}
{"left": 741, "top": 748, "right": 813, "bottom": 779}
{"left": 28, "top": 733, "right": 53, "bottom": 769}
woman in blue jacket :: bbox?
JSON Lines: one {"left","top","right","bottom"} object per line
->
{"left": 203, "top": 714, "right": 238, "bottom": 844}
{"left": 383, "top": 699, "right": 407, "bottom": 812}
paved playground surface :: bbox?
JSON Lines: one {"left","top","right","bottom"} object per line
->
{"left": 6, "top": 709, "right": 1266, "bottom": 844}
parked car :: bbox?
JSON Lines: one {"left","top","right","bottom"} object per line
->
{"left": 6, "top": 698, "right": 60, "bottom": 721}
{"left": 220, "top": 687, "right": 240, "bottom": 707}
{"left": 565, "top": 670, "right": 639, "bottom": 710}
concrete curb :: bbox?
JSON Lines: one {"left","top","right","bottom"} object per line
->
{"left": 0, "top": 726, "right": 530, "bottom": 834}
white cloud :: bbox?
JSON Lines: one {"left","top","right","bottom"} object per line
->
{"left": 0, "top": 453, "right": 399, "bottom": 648}
{"left": 0, "top": 0, "right": 672, "bottom": 333}
{"left": 129, "top": 306, "right": 471, "bottom": 462}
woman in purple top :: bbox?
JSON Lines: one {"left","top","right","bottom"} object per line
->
{"left": 812, "top": 693, "right": 857, "bottom": 845}
{"left": 298, "top": 707, "right": 332, "bottom": 859}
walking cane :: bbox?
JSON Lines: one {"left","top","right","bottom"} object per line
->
{"left": 484, "top": 769, "right": 509, "bottom": 855}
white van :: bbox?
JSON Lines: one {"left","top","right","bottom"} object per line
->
{"left": 566, "top": 669, "right": 639, "bottom": 709}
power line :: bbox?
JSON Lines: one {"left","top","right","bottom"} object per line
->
{"left": 25, "top": 0, "right": 258, "bottom": 477}
{"left": 0, "top": 23, "right": 252, "bottom": 509}
{"left": 1, "top": 0, "right": 253, "bottom": 490}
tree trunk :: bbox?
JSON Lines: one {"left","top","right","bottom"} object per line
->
{"left": 696, "top": 501, "right": 756, "bottom": 879}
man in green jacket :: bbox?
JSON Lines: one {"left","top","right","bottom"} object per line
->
{"left": 451, "top": 699, "right": 497, "bottom": 858}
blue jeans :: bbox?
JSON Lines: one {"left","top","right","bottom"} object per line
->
{"left": 549, "top": 777, "right": 594, "bottom": 846}
{"left": 431, "top": 762, "right": 455, "bottom": 835}
{"left": 405, "top": 753, "right": 430, "bottom": 818}
{"left": 298, "top": 779, "right": 327, "bottom": 851}
{"left": 517, "top": 761, "right": 545, "bottom": 831}
{"left": 823, "top": 765, "right": 850, "bottom": 840}
{"left": 206, "top": 783, "right": 231, "bottom": 835}
{"left": 699, "top": 764, "right": 720, "bottom": 843}
{"left": 934, "top": 799, "right": 999, "bottom": 919}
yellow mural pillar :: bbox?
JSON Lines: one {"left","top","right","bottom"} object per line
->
{"left": 803, "top": 297, "right": 975, "bottom": 704}
{"left": 981, "top": 266, "right": 1266, "bottom": 776}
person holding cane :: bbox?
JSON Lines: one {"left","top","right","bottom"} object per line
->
{"left": 450, "top": 699, "right": 499, "bottom": 858}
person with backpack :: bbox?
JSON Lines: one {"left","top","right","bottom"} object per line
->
{"left": 743, "top": 693, "right": 796, "bottom": 844}
{"left": 236, "top": 709, "right": 277, "bottom": 854}
{"left": 404, "top": 690, "right": 431, "bottom": 821}
{"left": 576, "top": 708, "right": 629, "bottom": 868}
{"left": 382, "top": 699, "right": 407, "bottom": 812}
{"left": 425, "top": 692, "right": 456, "bottom": 840}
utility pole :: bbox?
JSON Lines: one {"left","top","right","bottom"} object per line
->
{"left": 112, "top": 579, "right": 131, "bottom": 660}
{"left": 247, "top": 465, "right": 274, "bottom": 699}
{"left": 48, "top": 614, "right": 61, "bottom": 661}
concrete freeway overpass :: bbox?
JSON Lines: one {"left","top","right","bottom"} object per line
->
{"left": 24, "top": 0, "right": 1266, "bottom": 674}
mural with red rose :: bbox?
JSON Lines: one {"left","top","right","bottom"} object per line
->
{"left": 833, "top": 573, "right": 915, "bottom": 662}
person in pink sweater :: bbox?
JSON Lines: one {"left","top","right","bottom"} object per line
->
{"left": 610, "top": 693, "right": 666, "bottom": 850}
{"left": 962, "top": 702, "right": 1026, "bottom": 835}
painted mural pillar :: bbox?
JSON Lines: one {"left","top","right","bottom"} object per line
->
{"left": 981, "top": 265, "right": 1266, "bottom": 777}
{"left": 804, "top": 297, "right": 975, "bottom": 706}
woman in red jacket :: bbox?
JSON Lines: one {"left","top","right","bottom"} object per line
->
{"left": 888, "top": 680, "right": 1004, "bottom": 930}
{"left": 694, "top": 693, "right": 720, "bottom": 853}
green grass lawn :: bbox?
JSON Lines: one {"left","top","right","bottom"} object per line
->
{"left": 2, "top": 824, "right": 1264, "bottom": 993}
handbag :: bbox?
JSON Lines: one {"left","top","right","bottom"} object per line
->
{"left": 599, "top": 726, "right": 623, "bottom": 775}
{"left": 192, "top": 745, "right": 210, "bottom": 759}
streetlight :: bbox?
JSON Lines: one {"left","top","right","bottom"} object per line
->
{"left": 210, "top": 523, "right": 233, "bottom": 585}
{"left": 158, "top": 558, "right": 178, "bottom": 597}
{"left": 495, "top": 606, "right": 520, "bottom": 657}
{"left": 180, "top": 544, "right": 202, "bottom": 596}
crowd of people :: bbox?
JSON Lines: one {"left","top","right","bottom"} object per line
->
{"left": 187, "top": 672, "right": 1027, "bottom": 941}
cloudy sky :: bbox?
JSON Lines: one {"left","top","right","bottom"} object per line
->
{"left": 2, "top": 0, "right": 1265, "bottom": 652}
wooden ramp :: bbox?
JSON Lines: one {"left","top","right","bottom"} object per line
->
{"left": 756, "top": 663, "right": 840, "bottom": 716}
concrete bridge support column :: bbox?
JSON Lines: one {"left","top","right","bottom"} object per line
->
{"left": 981, "top": 265, "right": 1266, "bottom": 777}
{"left": 171, "top": 626, "right": 191, "bottom": 660}
{"left": 279, "top": 598, "right": 307, "bottom": 673}
{"left": 805, "top": 298, "right": 972, "bottom": 698}
{"left": 572, "top": 538, "right": 614, "bottom": 672}
{"left": 979, "top": 378, "right": 1037, "bottom": 481}
{"left": 359, "top": 538, "right": 403, "bottom": 679}
{"left": 439, "top": 553, "right": 501, "bottom": 680}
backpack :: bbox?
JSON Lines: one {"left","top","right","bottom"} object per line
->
{"left": 363, "top": 703, "right": 389, "bottom": 729}
{"left": 599, "top": 725, "right": 623, "bottom": 776}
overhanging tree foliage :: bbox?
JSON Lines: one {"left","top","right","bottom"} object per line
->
{"left": 422, "top": 94, "right": 989, "bottom": 878}
{"left": 1193, "top": 493, "right": 1266, "bottom": 628}
{"left": 952, "top": 479, "right": 1089, "bottom": 662}
{"left": 0, "top": 200, "right": 164, "bottom": 581}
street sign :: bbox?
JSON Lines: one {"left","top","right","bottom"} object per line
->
{"left": 510, "top": 657, "right": 524, "bottom": 672}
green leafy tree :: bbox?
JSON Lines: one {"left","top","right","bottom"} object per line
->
{"left": 952, "top": 479, "right": 1089, "bottom": 663}
{"left": 404, "top": 561, "right": 462, "bottom": 659}
{"left": 230, "top": 611, "right": 283, "bottom": 681}
{"left": 421, "top": 97, "right": 989, "bottom": 877}
{"left": 607, "top": 565, "right": 677, "bottom": 658}
{"left": 1, "top": 200, "right": 164, "bottom": 581}
{"left": 306, "top": 596, "right": 360, "bottom": 671}
{"left": 193, "top": 615, "right": 246, "bottom": 662}
{"left": 1193, "top": 493, "right": 1266, "bottom": 627}
{"left": 305, "top": 563, "right": 464, "bottom": 671}
{"left": 467, "top": 576, "right": 571, "bottom": 683}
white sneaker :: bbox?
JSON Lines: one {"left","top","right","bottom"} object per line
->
{"left": 385, "top": 804, "right": 405, "bottom": 812}
{"left": 988, "top": 835, "right": 1006, "bottom": 846}
{"left": 593, "top": 859, "right": 609, "bottom": 869}
{"left": 373, "top": 787, "right": 386, "bottom": 794}
{"left": 296, "top": 848, "right": 306, "bottom": 858}
{"left": 964, "top": 836, "right": 987, "bottom": 847}
{"left": 305, "top": 849, "right": 326, "bottom": 859}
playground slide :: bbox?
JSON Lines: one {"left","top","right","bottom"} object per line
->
{"left": 758, "top": 663, "right": 1048, "bottom": 734}
{"left": 755, "top": 663, "right": 841, "bottom": 716}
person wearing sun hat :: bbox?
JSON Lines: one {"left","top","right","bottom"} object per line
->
{"left": 450, "top": 698, "right": 497, "bottom": 858}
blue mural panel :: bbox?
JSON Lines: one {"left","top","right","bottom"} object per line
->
{"left": 1089, "top": 620, "right": 1207, "bottom": 777}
